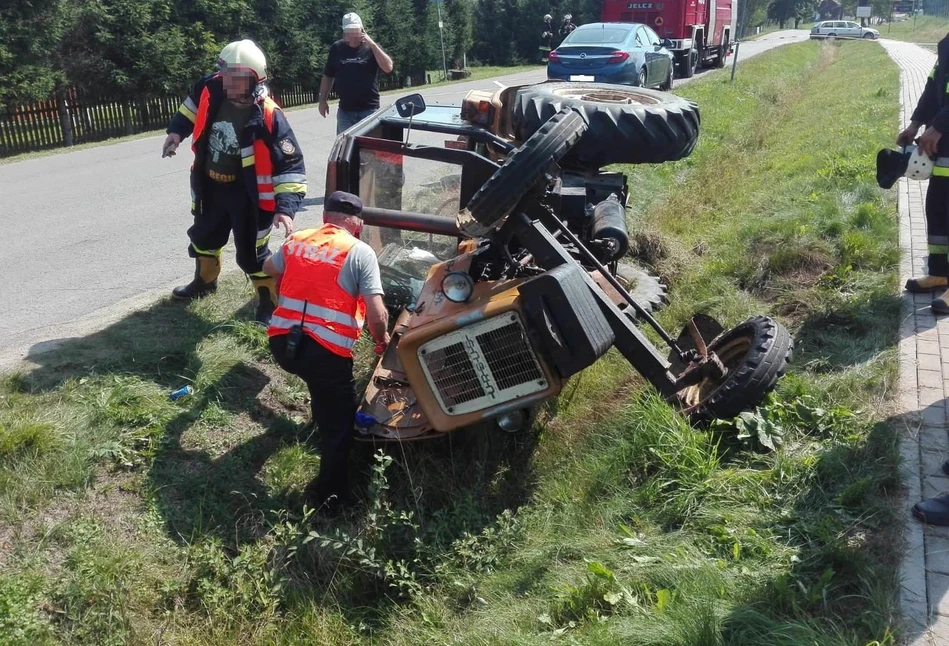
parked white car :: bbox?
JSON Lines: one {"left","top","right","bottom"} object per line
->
{"left": 810, "top": 20, "right": 880, "bottom": 39}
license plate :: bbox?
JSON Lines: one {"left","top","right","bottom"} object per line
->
{"left": 570, "top": 75, "right": 595, "bottom": 81}
{"left": 445, "top": 139, "right": 467, "bottom": 150}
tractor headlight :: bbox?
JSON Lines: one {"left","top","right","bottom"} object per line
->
{"left": 496, "top": 409, "right": 530, "bottom": 433}
{"left": 441, "top": 271, "right": 474, "bottom": 303}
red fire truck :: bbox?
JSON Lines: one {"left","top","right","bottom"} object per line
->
{"left": 602, "top": 0, "right": 736, "bottom": 78}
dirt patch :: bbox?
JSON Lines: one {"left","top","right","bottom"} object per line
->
{"left": 629, "top": 232, "right": 669, "bottom": 267}
{"left": 756, "top": 265, "right": 832, "bottom": 306}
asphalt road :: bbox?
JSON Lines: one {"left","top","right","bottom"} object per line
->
{"left": 0, "top": 29, "right": 809, "bottom": 368}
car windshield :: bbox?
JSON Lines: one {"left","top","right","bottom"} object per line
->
{"left": 563, "top": 27, "right": 632, "bottom": 46}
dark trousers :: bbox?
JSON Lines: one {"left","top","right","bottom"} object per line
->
{"left": 926, "top": 176, "right": 949, "bottom": 277}
{"left": 269, "top": 333, "right": 357, "bottom": 508}
{"left": 188, "top": 180, "right": 272, "bottom": 276}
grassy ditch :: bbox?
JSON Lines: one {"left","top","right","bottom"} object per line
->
{"left": 0, "top": 40, "right": 902, "bottom": 644}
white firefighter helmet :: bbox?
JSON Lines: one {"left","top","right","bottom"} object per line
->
{"left": 216, "top": 41, "right": 236, "bottom": 71}
{"left": 218, "top": 39, "right": 267, "bottom": 82}
{"left": 544, "top": 13, "right": 552, "bottom": 20}
{"left": 905, "top": 144, "right": 934, "bottom": 181}
{"left": 564, "top": 13, "right": 572, "bottom": 20}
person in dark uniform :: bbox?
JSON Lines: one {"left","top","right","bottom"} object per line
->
{"left": 162, "top": 40, "right": 306, "bottom": 326}
{"left": 541, "top": 14, "right": 555, "bottom": 62}
{"left": 901, "top": 33, "right": 949, "bottom": 315}
{"left": 559, "top": 13, "right": 577, "bottom": 43}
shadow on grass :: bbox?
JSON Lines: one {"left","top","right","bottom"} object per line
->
{"left": 712, "top": 414, "right": 906, "bottom": 644}
{"left": 16, "top": 296, "right": 308, "bottom": 547}
{"left": 147, "top": 362, "right": 292, "bottom": 547}
{"left": 791, "top": 292, "right": 903, "bottom": 371}
{"left": 21, "top": 297, "right": 246, "bottom": 392}
{"left": 374, "top": 422, "right": 540, "bottom": 533}
{"left": 15, "top": 291, "right": 541, "bottom": 576}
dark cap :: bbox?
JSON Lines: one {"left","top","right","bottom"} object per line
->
{"left": 325, "top": 190, "right": 363, "bottom": 216}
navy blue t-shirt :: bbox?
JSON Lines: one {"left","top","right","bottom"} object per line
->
{"left": 324, "top": 40, "right": 380, "bottom": 112}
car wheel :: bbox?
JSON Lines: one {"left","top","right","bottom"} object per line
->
{"left": 638, "top": 68, "right": 647, "bottom": 88}
{"left": 511, "top": 82, "right": 701, "bottom": 168}
{"left": 714, "top": 39, "right": 728, "bottom": 69}
{"left": 863, "top": 32, "right": 874, "bottom": 39}
{"left": 827, "top": 32, "right": 837, "bottom": 39}
{"left": 681, "top": 49, "right": 698, "bottom": 78}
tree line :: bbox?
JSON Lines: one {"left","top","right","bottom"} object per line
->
{"left": 1, "top": 0, "right": 808, "bottom": 110}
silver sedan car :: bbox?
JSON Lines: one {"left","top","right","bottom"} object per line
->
{"left": 810, "top": 20, "right": 880, "bottom": 39}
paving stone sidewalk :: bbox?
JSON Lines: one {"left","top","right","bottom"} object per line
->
{"left": 881, "top": 38, "right": 949, "bottom": 645}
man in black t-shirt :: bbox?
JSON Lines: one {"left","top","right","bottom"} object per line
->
{"left": 318, "top": 12, "right": 394, "bottom": 135}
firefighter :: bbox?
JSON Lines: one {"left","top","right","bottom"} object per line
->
{"left": 906, "top": 33, "right": 949, "bottom": 527}
{"left": 900, "top": 33, "right": 949, "bottom": 316}
{"left": 264, "top": 191, "right": 390, "bottom": 514}
{"left": 541, "top": 14, "right": 555, "bottom": 61}
{"left": 559, "top": 13, "right": 577, "bottom": 41}
{"left": 162, "top": 40, "right": 307, "bottom": 326}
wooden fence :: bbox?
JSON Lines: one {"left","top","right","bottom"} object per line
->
{"left": 0, "top": 70, "right": 430, "bottom": 158}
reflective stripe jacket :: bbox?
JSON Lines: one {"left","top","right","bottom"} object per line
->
{"left": 266, "top": 224, "right": 367, "bottom": 358}
{"left": 167, "top": 73, "right": 307, "bottom": 217}
{"left": 912, "top": 34, "right": 949, "bottom": 160}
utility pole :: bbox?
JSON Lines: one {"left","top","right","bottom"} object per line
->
{"left": 730, "top": 0, "right": 747, "bottom": 82}
{"left": 435, "top": 0, "right": 450, "bottom": 80}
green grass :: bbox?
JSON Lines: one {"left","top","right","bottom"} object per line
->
{"left": 878, "top": 14, "right": 949, "bottom": 43}
{"left": 425, "top": 64, "right": 540, "bottom": 83}
{"left": 0, "top": 40, "right": 904, "bottom": 644}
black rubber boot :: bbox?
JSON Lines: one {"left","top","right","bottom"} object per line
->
{"left": 172, "top": 256, "right": 220, "bottom": 301}
{"left": 252, "top": 276, "right": 277, "bottom": 327}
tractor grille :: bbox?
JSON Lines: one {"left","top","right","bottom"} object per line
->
{"left": 418, "top": 313, "right": 548, "bottom": 415}
{"left": 420, "top": 342, "right": 485, "bottom": 407}
{"left": 476, "top": 324, "right": 542, "bottom": 390}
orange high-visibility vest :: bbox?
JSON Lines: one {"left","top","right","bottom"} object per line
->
{"left": 267, "top": 224, "right": 367, "bottom": 358}
{"left": 192, "top": 83, "right": 277, "bottom": 212}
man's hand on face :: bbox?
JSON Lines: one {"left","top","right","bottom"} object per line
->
{"left": 361, "top": 30, "right": 375, "bottom": 47}
{"left": 920, "top": 127, "right": 943, "bottom": 157}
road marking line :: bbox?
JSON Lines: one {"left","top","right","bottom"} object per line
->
{"left": 493, "top": 81, "right": 506, "bottom": 88}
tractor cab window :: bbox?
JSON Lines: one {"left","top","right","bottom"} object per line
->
{"left": 356, "top": 145, "right": 463, "bottom": 310}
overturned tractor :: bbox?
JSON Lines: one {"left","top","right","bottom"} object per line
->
{"left": 323, "top": 82, "right": 792, "bottom": 440}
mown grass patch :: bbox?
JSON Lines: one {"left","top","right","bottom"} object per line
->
{"left": 879, "top": 15, "right": 949, "bottom": 44}
{"left": 0, "top": 40, "right": 903, "bottom": 644}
